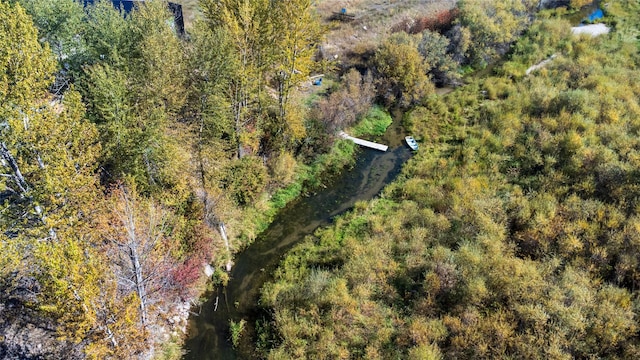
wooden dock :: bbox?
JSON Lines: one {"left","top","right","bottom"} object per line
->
{"left": 339, "top": 131, "right": 388, "bottom": 152}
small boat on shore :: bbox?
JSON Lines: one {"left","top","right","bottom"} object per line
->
{"left": 405, "top": 136, "right": 418, "bottom": 151}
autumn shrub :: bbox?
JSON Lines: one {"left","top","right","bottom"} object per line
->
{"left": 172, "top": 221, "right": 214, "bottom": 292}
{"left": 483, "top": 77, "right": 515, "bottom": 100}
{"left": 258, "top": 4, "right": 640, "bottom": 358}
{"left": 373, "top": 32, "right": 434, "bottom": 107}
{"left": 454, "top": 0, "right": 538, "bottom": 67}
{"left": 222, "top": 156, "right": 268, "bottom": 206}
{"left": 172, "top": 257, "right": 202, "bottom": 293}
{"left": 391, "top": 8, "right": 460, "bottom": 35}
{"left": 296, "top": 117, "right": 333, "bottom": 162}
{"left": 268, "top": 151, "right": 297, "bottom": 187}
{"left": 414, "top": 8, "right": 459, "bottom": 34}
{"left": 317, "top": 69, "right": 376, "bottom": 133}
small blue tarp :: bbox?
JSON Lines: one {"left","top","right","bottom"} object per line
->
{"left": 586, "top": 9, "right": 604, "bottom": 22}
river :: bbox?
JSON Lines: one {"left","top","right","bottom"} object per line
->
{"left": 183, "top": 113, "right": 412, "bottom": 359}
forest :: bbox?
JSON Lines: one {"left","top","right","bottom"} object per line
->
{"left": 0, "top": 0, "right": 334, "bottom": 357}
{"left": 1, "top": 0, "right": 637, "bottom": 359}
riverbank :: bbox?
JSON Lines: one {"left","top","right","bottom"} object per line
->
{"left": 157, "top": 135, "right": 376, "bottom": 359}
{"left": 227, "top": 104, "right": 397, "bottom": 260}
{"left": 158, "top": 111, "right": 398, "bottom": 358}
{"left": 183, "top": 109, "right": 411, "bottom": 359}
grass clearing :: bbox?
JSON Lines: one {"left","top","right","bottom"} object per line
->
{"left": 350, "top": 105, "right": 393, "bottom": 137}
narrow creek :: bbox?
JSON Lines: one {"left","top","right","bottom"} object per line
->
{"left": 183, "top": 114, "right": 412, "bottom": 359}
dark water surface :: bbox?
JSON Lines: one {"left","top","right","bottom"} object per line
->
{"left": 183, "top": 117, "right": 412, "bottom": 359}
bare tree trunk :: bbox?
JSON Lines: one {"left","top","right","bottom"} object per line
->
{"left": 1, "top": 142, "right": 30, "bottom": 197}
{"left": 129, "top": 245, "right": 148, "bottom": 326}
{"left": 195, "top": 101, "right": 231, "bottom": 272}
{"left": 120, "top": 189, "right": 149, "bottom": 327}
{"left": 219, "top": 222, "right": 232, "bottom": 272}
{"left": 1, "top": 141, "right": 56, "bottom": 240}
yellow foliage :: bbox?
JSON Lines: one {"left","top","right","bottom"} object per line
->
{"left": 570, "top": 0, "right": 593, "bottom": 9}
{"left": 269, "top": 151, "right": 298, "bottom": 186}
{"left": 408, "top": 343, "right": 443, "bottom": 360}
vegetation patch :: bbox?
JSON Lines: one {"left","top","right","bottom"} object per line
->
{"left": 258, "top": 2, "right": 640, "bottom": 358}
{"left": 350, "top": 105, "right": 393, "bottom": 137}
{"left": 237, "top": 139, "right": 357, "bottom": 243}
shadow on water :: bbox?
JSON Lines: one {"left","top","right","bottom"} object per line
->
{"left": 183, "top": 114, "right": 412, "bottom": 360}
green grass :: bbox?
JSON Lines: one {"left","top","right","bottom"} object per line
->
{"left": 351, "top": 105, "right": 393, "bottom": 137}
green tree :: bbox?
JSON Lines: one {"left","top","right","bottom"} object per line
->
{"left": 82, "top": 0, "right": 189, "bottom": 193}
{"left": 374, "top": 32, "right": 433, "bottom": 106}
{"left": 127, "top": 0, "right": 187, "bottom": 116}
{"left": 0, "top": 1, "right": 106, "bottom": 351}
{"left": 15, "top": 0, "right": 86, "bottom": 67}
{"left": 82, "top": 0, "right": 130, "bottom": 65}
{"left": 200, "top": 0, "right": 271, "bottom": 157}
{"left": 269, "top": 0, "right": 323, "bottom": 144}
{"left": 1, "top": 1, "right": 99, "bottom": 240}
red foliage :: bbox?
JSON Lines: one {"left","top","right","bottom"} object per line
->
{"left": 391, "top": 8, "right": 459, "bottom": 35}
{"left": 172, "top": 257, "right": 202, "bottom": 289}
{"left": 172, "top": 223, "right": 214, "bottom": 292}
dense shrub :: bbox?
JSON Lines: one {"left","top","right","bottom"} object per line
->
{"left": 221, "top": 156, "right": 268, "bottom": 206}
{"left": 317, "top": 69, "right": 376, "bottom": 132}
{"left": 373, "top": 32, "right": 434, "bottom": 106}
{"left": 258, "top": 3, "right": 640, "bottom": 358}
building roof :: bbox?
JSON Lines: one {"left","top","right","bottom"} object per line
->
{"left": 83, "top": 0, "right": 184, "bottom": 35}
